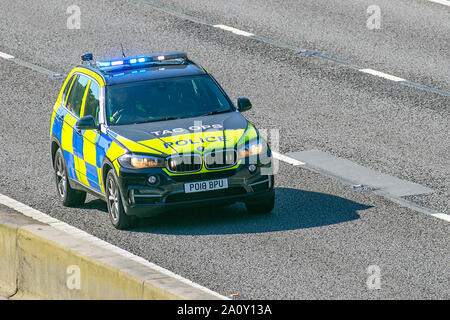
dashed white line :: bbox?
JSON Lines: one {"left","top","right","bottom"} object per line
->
{"left": 427, "top": 0, "right": 450, "bottom": 7}
{"left": 430, "top": 212, "right": 450, "bottom": 223}
{"left": 135, "top": 0, "right": 450, "bottom": 96}
{"left": 359, "top": 68, "right": 406, "bottom": 82}
{"left": 0, "top": 51, "right": 14, "bottom": 60}
{"left": 274, "top": 150, "right": 450, "bottom": 224}
{"left": 272, "top": 151, "right": 305, "bottom": 166}
{"left": 0, "top": 50, "right": 63, "bottom": 78}
{"left": 213, "top": 23, "right": 418, "bottom": 87}
{"left": 213, "top": 24, "right": 254, "bottom": 37}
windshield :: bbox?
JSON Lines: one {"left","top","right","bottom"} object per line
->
{"left": 106, "top": 75, "right": 234, "bottom": 125}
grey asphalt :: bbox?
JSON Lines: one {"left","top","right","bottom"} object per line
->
{"left": 0, "top": 0, "right": 449, "bottom": 299}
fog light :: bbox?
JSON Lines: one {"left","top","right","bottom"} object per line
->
{"left": 148, "top": 175, "right": 158, "bottom": 184}
{"left": 248, "top": 164, "right": 257, "bottom": 173}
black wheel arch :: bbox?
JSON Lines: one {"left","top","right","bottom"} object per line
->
{"left": 50, "top": 136, "right": 62, "bottom": 169}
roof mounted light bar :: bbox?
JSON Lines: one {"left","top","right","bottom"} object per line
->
{"left": 95, "top": 51, "right": 188, "bottom": 69}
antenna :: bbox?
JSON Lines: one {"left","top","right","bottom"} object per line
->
{"left": 120, "top": 43, "right": 126, "bottom": 58}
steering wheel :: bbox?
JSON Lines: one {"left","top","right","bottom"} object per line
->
{"left": 111, "top": 108, "right": 126, "bottom": 124}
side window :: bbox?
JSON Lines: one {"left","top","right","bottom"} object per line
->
{"left": 83, "top": 81, "right": 100, "bottom": 124}
{"left": 66, "top": 75, "right": 90, "bottom": 117}
{"left": 62, "top": 75, "right": 76, "bottom": 105}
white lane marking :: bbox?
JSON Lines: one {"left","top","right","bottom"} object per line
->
{"left": 135, "top": 0, "right": 450, "bottom": 97}
{"left": 283, "top": 151, "right": 450, "bottom": 224}
{"left": 430, "top": 212, "right": 450, "bottom": 223}
{"left": 0, "top": 193, "right": 228, "bottom": 300}
{"left": 0, "top": 51, "right": 14, "bottom": 60}
{"left": 213, "top": 24, "right": 254, "bottom": 37}
{"left": 427, "top": 0, "right": 450, "bottom": 7}
{"left": 214, "top": 24, "right": 414, "bottom": 88}
{"left": 272, "top": 151, "right": 305, "bottom": 166}
{"left": 359, "top": 68, "right": 406, "bottom": 82}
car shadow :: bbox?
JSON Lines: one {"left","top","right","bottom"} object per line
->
{"left": 81, "top": 198, "right": 108, "bottom": 212}
{"left": 125, "top": 187, "right": 373, "bottom": 235}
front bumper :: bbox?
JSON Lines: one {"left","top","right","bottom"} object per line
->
{"left": 117, "top": 162, "right": 274, "bottom": 217}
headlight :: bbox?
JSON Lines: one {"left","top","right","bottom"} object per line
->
{"left": 118, "top": 154, "right": 165, "bottom": 169}
{"left": 238, "top": 140, "right": 267, "bottom": 158}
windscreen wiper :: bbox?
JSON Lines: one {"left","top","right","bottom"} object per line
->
{"left": 201, "top": 109, "right": 232, "bottom": 117}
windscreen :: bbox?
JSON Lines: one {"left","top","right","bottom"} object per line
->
{"left": 106, "top": 75, "right": 234, "bottom": 125}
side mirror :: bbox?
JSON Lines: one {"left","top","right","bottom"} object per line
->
{"left": 76, "top": 115, "right": 98, "bottom": 131}
{"left": 237, "top": 97, "right": 252, "bottom": 112}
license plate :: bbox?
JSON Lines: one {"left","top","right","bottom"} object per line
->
{"left": 184, "top": 178, "right": 228, "bottom": 193}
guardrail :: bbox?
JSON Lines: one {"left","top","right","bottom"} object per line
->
{"left": 0, "top": 211, "right": 225, "bottom": 300}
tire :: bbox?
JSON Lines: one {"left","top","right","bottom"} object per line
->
{"left": 105, "top": 169, "right": 134, "bottom": 230}
{"left": 54, "top": 148, "right": 86, "bottom": 207}
{"left": 245, "top": 190, "right": 275, "bottom": 214}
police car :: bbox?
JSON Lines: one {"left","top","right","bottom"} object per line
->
{"left": 50, "top": 51, "right": 274, "bottom": 229}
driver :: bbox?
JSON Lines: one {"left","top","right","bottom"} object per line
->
{"left": 108, "top": 86, "right": 129, "bottom": 124}
{"left": 108, "top": 86, "right": 148, "bottom": 124}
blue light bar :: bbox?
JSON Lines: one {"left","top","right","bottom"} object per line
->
{"left": 97, "top": 61, "right": 111, "bottom": 67}
{"left": 95, "top": 51, "right": 188, "bottom": 69}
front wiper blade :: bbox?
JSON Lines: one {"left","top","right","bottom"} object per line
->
{"left": 151, "top": 116, "right": 181, "bottom": 122}
{"left": 201, "top": 109, "right": 232, "bottom": 117}
{"left": 129, "top": 116, "right": 180, "bottom": 125}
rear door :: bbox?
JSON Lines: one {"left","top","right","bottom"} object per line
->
{"left": 62, "top": 74, "right": 90, "bottom": 183}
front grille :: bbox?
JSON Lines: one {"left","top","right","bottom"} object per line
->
{"left": 169, "top": 169, "right": 237, "bottom": 182}
{"left": 165, "top": 187, "right": 246, "bottom": 203}
{"left": 167, "top": 154, "right": 202, "bottom": 173}
{"left": 204, "top": 149, "right": 237, "bottom": 170}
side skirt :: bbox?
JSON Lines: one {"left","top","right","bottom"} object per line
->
{"left": 68, "top": 178, "right": 107, "bottom": 201}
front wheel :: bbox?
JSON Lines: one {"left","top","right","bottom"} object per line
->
{"left": 245, "top": 190, "right": 275, "bottom": 214}
{"left": 105, "top": 169, "right": 134, "bottom": 230}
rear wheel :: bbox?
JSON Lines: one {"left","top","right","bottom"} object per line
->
{"left": 105, "top": 169, "right": 134, "bottom": 230}
{"left": 54, "top": 148, "right": 86, "bottom": 207}
{"left": 245, "top": 190, "right": 275, "bottom": 214}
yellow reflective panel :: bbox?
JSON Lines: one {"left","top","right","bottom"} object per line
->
{"left": 238, "top": 122, "right": 258, "bottom": 145}
{"left": 57, "top": 72, "right": 76, "bottom": 104}
{"left": 53, "top": 102, "right": 60, "bottom": 113}
{"left": 138, "top": 129, "right": 245, "bottom": 155}
{"left": 112, "top": 159, "right": 121, "bottom": 177}
{"left": 50, "top": 111, "right": 56, "bottom": 138}
{"left": 83, "top": 130, "right": 99, "bottom": 167}
{"left": 79, "top": 80, "right": 91, "bottom": 117}
{"left": 72, "top": 67, "right": 105, "bottom": 87}
{"left": 115, "top": 135, "right": 163, "bottom": 155}
{"left": 106, "top": 141, "right": 127, "bottom": 162}
{"left": 97, "top": 167, "right": 104, "bottom": 193}
{"left": 74, "top": 155, "right": 90, "bottom": 186}
{"left": 61, "top": 113, "right": 78, "bottom": 154}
